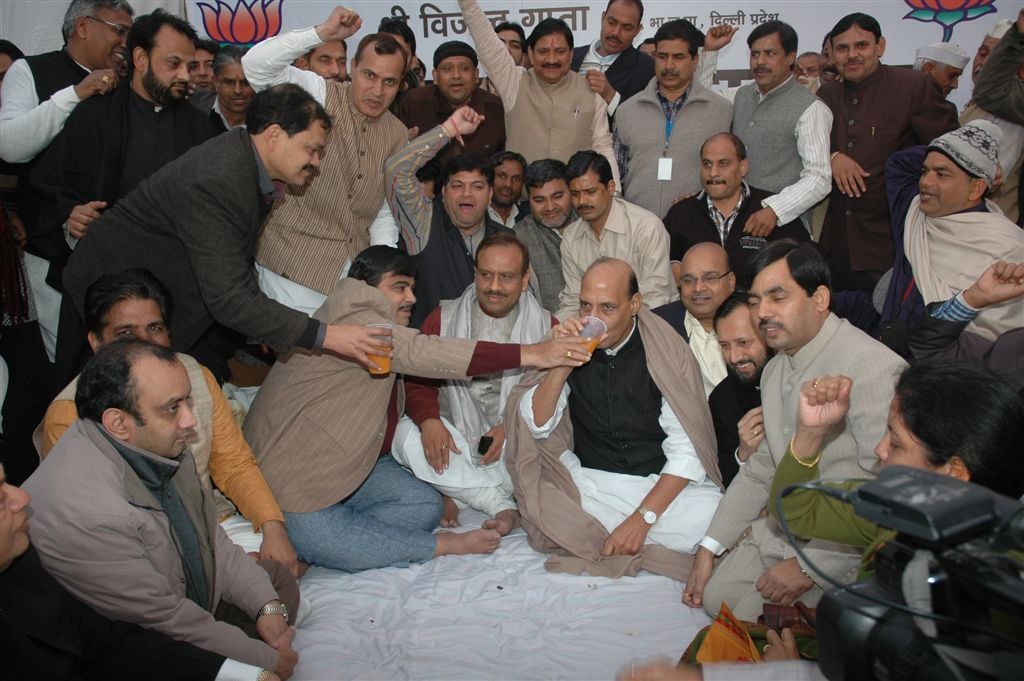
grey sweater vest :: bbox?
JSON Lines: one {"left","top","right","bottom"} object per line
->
{"left": 616, "top": 79, "right": 733, "bottom": 218}
{"left": 731, "top": 78, "right": 817, "bottom": 195}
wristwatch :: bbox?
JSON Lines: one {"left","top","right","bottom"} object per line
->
{"left": 257, "top": 599, "right": 289, "bottom": 622}
{"left": 637, "top": 506, "right": 658, "bottom": 525}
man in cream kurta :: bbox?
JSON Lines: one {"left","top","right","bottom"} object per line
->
{"left": 684, "top": 241, "right": 906, "bottom": 620}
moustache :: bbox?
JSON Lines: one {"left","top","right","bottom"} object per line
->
{"left": 484, "top": 290, "right": 508, "bottom": 298}
{"left": 705, "top": 178, "right": 726, "bottom": 185}
{"left": 659, "top": 69, "right": 679, "bottom": 78}
{"left": 759, "top": 319, "right": 781, "bottom": 333}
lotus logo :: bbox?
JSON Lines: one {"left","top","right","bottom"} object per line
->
{"left": 197, "top": 0, "right": 283, "bottom": 45}
{"left": 904, "top": 0, "right": 998, "bottom": 41}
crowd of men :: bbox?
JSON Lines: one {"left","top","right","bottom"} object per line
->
{"left": 1, "top": 0, "right": 1022, "bottom": 679}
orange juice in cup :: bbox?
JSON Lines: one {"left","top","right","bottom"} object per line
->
{"left": 366, "top": 322, "right": 393, "bottom": 376}
{"left": 580, "top": 316, "right": 607, "bottom": 355}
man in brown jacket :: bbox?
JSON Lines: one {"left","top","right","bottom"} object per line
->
{"left": 243, "top": 246, "right": 589, "bottom": 573}
{"left": 23, "top": 341, "right": 300, "bottom": 680}
{"left": 817, "top": 12, "right": 958, "bottom": 292}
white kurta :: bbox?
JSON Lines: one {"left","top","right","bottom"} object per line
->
{"left": 391, "top": 415, "right": 517, "bottom": 517}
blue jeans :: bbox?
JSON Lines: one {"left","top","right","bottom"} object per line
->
{"left": 284, "top": 455, "right": 443, "bottom": 572}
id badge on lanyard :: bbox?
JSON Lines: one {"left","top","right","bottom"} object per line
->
{"left": 658, "top": 116, "right": 674, "bottom": 181}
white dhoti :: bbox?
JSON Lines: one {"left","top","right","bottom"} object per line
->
{"left": 557, "top": 450, "right": 722, "bottom": 554}
{"left": 391, "top": 415, "right": 517, "bottom": 517}
{"left": 521, "top": 381, "right": 723, "bottom": 554}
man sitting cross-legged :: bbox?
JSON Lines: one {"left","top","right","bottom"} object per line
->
{"left": 24, "top": 340, "right": 300, "bottom": 679}
{"left": 683, "top": 240, "right": 906, "bottom": 619}
{"left": 393, "top": 233, "right": 555, "bottom": 534}
{"left": 243, "top": 246, "right": 587, "bottom": 572}
{"left": 38, "top": 268, "right": 300, "bottom": 576}
{"left": 505, "top": 257, "right": 724, "bottom": 580}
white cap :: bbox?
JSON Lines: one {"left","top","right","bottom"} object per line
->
{"left": 916, "top": 42, "right": 970, "bottom": 70}
{"left": 987, "top": 18, "right": 1013, "bottom": 40}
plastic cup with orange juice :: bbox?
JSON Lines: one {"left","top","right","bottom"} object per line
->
{"left": 580, "top": 316, "right": 607, "bottom": 355}
{"left": 366, "top": 322, "right": 393, "bottom": 376}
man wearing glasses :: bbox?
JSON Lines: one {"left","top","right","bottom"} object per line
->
{"left": 654, "top": 243, "right": 735, "bottom": 396}
{"left": 0, "top": 0, "right": 134, "bottom": 166}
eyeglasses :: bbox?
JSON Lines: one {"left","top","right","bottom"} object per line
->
{"left": 680, "top": 271, "right": 732, "bottom": 287}
{"left": 86, "top": 15, "right": 131, "bottom": 37}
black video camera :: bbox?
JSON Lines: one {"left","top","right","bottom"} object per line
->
{"left": 790, "top": 466, "right": 1024, "bottom": 680}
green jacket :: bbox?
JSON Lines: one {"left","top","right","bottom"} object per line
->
{"left": 768, "top": 445, "right": 892, "bottom": 579}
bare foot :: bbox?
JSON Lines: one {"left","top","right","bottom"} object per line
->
{"left": 482, "top": 509, "right": 520, "bottom": 537}
{"left": 435, "top": 528, "right": 501, "bottom": 556}
{"left": 440, "top": 495, "right": 460, "bottom": 528}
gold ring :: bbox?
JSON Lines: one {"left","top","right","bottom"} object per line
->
{"left": 102, "top": 75, "right": 111, "bottom": 84}
{"left": 566, "top": 350, "right": 572, "bottom": 358}
{"left": 753, "top": 429, "right": 759, "bottom": 436}
{"left": 813, "top": 379, "right": 819, "bottom": 388}
{"left": 763, "top": 644, "right": 772, "bottom": 652}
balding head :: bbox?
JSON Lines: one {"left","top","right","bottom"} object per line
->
{"left": 679, "top": 243, "right": 736, "bottom": 329}
{"left": 579, "top": 258, "right": 641, "bottom": 349}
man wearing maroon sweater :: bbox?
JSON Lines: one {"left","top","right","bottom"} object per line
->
{"left": 243, "top": 246, "right": 586, "bottom": 572}
{"left": 394, "top": 233, "right": 557, "bottom": 535}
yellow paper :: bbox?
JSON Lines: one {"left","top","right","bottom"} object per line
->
{"left": 695, "top": 602, "right": 764, "bottom": 664}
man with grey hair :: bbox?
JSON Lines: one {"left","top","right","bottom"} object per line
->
{"left": 211, "top": 46, "right": 254, "bottom": 132}
{"left": 190, "top": 47, "right": 253, "bottom": 132}
{"left": 0, "top": 0, "right": 134, "bottom": 165}
{"left": 913, "top": 42, "right": 970, "bottom": 97}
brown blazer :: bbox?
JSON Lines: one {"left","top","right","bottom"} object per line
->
{"left": 242, "top": 279, "right": 479, "bottom": 513}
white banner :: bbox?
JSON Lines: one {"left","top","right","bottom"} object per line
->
{"left": 181, "top": 0, "right": 1017, "bottom": 110}
{"left": 1, "top": 1, "right": 1015, "bottom": 112}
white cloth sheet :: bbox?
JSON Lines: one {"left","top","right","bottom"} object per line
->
{"left": 287, "top": 508, "right": 712, "bottom": 681}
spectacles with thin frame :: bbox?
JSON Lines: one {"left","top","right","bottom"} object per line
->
{"left": 680, "top": 271, "right": 732, "bottom": 288}
{"left": 86, "top": 15, "right": 131, "bottom": 37}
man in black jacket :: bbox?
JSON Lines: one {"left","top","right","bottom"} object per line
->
{"left": 63, "top": 84, "right": 390, "bottom": 380}
{"left": 570, "top": 0, "right": 654, "bottom": 116}
{"left": 663, "top": 133, "right": 809, "bottom": 287}
{"left": 30, "top": 9, "right": 216, "bottom": 385}
{"left": 707, "top": 292, "right": 771, "bottom": 487}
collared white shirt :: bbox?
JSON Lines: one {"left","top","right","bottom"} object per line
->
{"left": 683, "top": 312, "right": 727, "bottom": 397}
{"left": 579, "top": 39, "right": 623, "bottom": 116}
{"left": 487, "top": 202, "right": 522, "bottom": 229}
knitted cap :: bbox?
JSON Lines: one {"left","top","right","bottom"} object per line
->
{"left": 915, "top": 42, "right": 969, "bottom": 70}
{"left": 927, "top": 120, "right": 1003, "bottom": 186}
{"left": 433, "top": 41, "right": 478, "bottom": 69}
